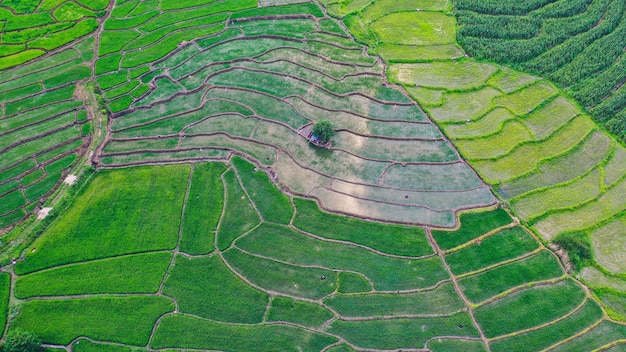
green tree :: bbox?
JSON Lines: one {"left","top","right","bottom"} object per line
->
{"left": 2, "top": 329, "right": 42, "bottom": 352}
{"left": 312, "top": 120, "right": 335, "bottom": 143}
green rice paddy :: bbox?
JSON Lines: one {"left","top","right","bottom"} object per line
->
{"left": 5, "top": 161, "right": 622, "bottom": 351}
{"left": 0, "top": 0, "right": 624, "bottom": 350}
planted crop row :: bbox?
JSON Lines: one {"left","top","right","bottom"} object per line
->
{"left": 95, "top": 6, "right": 494, "bottom": 227}
{"left": 0, "top": 1, "right": 105, "bottom": 70}
{"left": 454, "top": 0, "right": 626, "bottom": 142}
{"left": 0, "top": 40, "right": 95, "bottom": 228}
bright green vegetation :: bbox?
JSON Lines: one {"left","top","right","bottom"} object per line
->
{"left": 179, "top": 163, "right": 226, "bottom": 254}
{"left": 475, "top": 279, "right": 587, "bottom": 338}
{"left": 14, "top": 252, "right": 172, "bottom": 298}
{"left": 0, "top": 272, "right": 9, "bottom": 333}
{"left": 163, "top": 255, "right": 268, "bottom": 323}
{"left": 327, "top": 313, "right": 480, "bottom": 350}
{"left": 293, "top": 198, "right": 432, "bottom": 257}
{"left": 2, "top": 161, "right": 616, "bottom": 350}
{"left": 432, "top": 208, "right": 513, "bottom": 250}
{"left": 491, "top": 299, "right": 604, "bottom": 352}
{"left": 0, "top": 1, "right": 105, "bottom": 70}
{"left": 151, "top": 314, "right": 338, "bottom": 351}
{"left": 445, "top": 227, "right": 539, "bottom": 275}
{"left": 235, "top": 222, "right": 447, "bottom": 291}
{"left": 10, "top": 296, "right": 174, "bottom": 345}
{"left": 458, "top": 250, "right": 564, "bottom": 304}
{"left": 454, "top": 0, "right": 626, "bottom": 142}
{"left": 232, "top": 156, "right": 292, "bottom": 224}
{"left": 267, "top": 296, "right": 333, "bottom": 328}
{"left": 0, "top": 41, "right": 95, "bottom": 228}
{"left": 15, "top": 165, "right": 189, "bottom": 274}
{"left": 217, "top": 169, "right": 260, "bottom": 251}
{"left": 324, "top": 282, "right": 465, "bottom": 317}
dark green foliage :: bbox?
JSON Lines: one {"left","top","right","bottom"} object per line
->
{"left": 312, "top": 120, "right": 335, "bottom": 143}
{"left": 553, "top": 231, "right": 592, "bottom": 271}
{"left": 232, "top": 157, "right": 292, "bottom": 224}
{"left": 455, "top": 0, "right": 556, "bottom": 15}
{"left": 432, "top": 208, "right": 512, "bottom": 250}
{"left": 293, "top": 198, "right": 432, "bottom": 257}
{"left": 454, "top": 0, "right": 626, "bottom": 142}
{"left": 0, "top": 272, "right": 10, "bottom": 337}
{"left": 2, "top": 329, "right": 41, "bottom": 352}
{"left": 180, "top": 163, "right": 226, "bottom": 255}
{"left": 163, "top": 255, "right": 268, "bottom": 323}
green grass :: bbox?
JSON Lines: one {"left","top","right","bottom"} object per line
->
{"left": 458, "top": 250, "right": 564, "bottom": 304}
{"left": 15, "top": 165, "right": 190, "bottom": 274}
{"left": 11, "top": 296, "right": 174, "bottom": 345}
{"left": 217, "top": 170, "right": 260, "bottom": 251}
{"left": 151, "top": 314, "right": 337, "bottom": 351}
{"left": 235, "top": 223, "right": 448, "bottom": 291}
{"left": 223, "top": 248, "right": 337, "bottom": 300}
{"left": 232, "top": 157, "right": 292, "bottom": 224}
{"left": 4, "top": 84, "right": 75, "bottom": 116}
{"left": 428, "top": 339, "right": 487, "bottom": 352}
{"left": 337, "top": 271, "right": 372, "bottom": 293}
{"left": 72, "top": 340, "right": 133, "bottom": 352}
{"left": 163, "top": 255, "right": 268, "bottom": 323}
{"left": 24, "top": 172, "right": 61, "bottom": 201}
{"left": 180, "top": 163, "right": 226, "bottom": 254}
{"left": 474, "top": 279, "right": 586, "bottom": 338}
{"left": 0, "top": 272, "right": 9, "bottom": 336}
{"left": 325, "top": 282, "right": 464, "bottom": 317}
{"left": 551, "top": 321, "right": 626, "bottom": 352}
{"left": 0, "top": 189, "right": 26, "bottom": 215}
{"left": 15, "top": 252, "right": 172, "bottom": 298}
{"left": 267, "top": 297, "right": 333, "bottom": 329}
{"left": 327, "top": 313, "right": 479, "bottom": 349}
{"left": 432, "top": 208, "right": 512, "bottom": 250}
{"left": 491, "top": 298, "right": 604, "bottom": 352}
{"left": 445, "top": 227, "right": 539, "bottom": 275}
{"left": 293, "top": 198, "right": 432, "bottom": 257}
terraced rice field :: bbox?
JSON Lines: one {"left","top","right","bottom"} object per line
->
{"left": 92, "top": 1, "right": 495, "bottom": 227}
{"left": 0, "top": 0, "right": 108, "bottom": 70}
{"left": 0, "top": 37, "right": 98, "bottom": 228}
{"left": 4, "top": 160, "right": 624, "bottom": 351}
{"left": 454, "top": 0, "right": 626, "bottom": 142}
{"left": 321, "top": 0, "right": 626, "bottom": 291}
{"left": 0, "top": 0, "right": 624, "bottom": 350}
